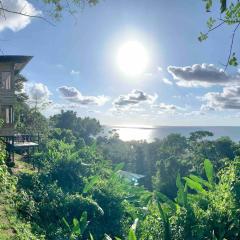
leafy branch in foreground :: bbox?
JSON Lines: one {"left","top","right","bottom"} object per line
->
{"left": 200, "top": 0, "right": 240, "bottom": 69}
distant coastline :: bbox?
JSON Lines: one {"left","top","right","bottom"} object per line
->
{"left": 104, "top": 126, "right": 240, "bottom": 142}
{"left": 108, "top": 125, "right": 240, "bottom": 129}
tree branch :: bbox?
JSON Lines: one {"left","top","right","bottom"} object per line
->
{"left": 0, "top": 7, "right": 55, "bottom": 26}
{"left": 224, "top": 22, "right": 240, "bottom": 70}
{"left": 206, "top": 21, "right": 225, "bottom": 35}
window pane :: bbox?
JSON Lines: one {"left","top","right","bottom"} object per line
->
{"left": 1, "top": 105, "right": 13, "bottom": 124}
{"left": 1, "top": 72, "right": 11, "bottom": 90}
{"left": 5, "top": 107, "right": 9, "bottom": 123}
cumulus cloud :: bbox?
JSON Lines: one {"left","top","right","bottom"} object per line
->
{"left": 168, "top": 64, "right": 233, "bottom": 87}
{"left": 25, "top": 83, "right": 52, "bottom": 108}
{"left": 113, "top": 89, "right": 157, "bottom": 108}
{"left": 152, "top": 103, "right": 185, "bottom": 112}
{"left": 162, "top": 78, "right": 173, "bottom": 85}
{"left": 27, "top": 83, "right": 51, "bottom": 102}
{"left": 0, "top": 0, "right": 40, "bottom": 32}
{"left": 58, "top": 86, "right": 109, "bottom": 106}
{"left": 183, "top": 110, "right": 206, "bottom": 116}
{"left": 202, "top": 86, "right": 240, "bottom": 110}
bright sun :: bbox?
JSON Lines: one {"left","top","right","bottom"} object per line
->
{"left": 117, "top": 41, "right": 149, "bottom": 76}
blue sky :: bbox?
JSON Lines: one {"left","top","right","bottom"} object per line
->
{"left": 1, "top": 0, "right": 240, "bottom": 126}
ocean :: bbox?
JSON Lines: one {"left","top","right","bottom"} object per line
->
{"left": 104, "top": 126, "right": 240, "bottom": 142}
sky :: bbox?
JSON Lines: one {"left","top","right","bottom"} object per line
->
{"left": 1, "top": 0, "right": 240, "bottom": 126}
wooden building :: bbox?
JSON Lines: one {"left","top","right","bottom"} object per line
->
{"left": 0, "top": 56, "right": 38, "bottom": 162}
{"left": 0, "top": 55, "right": 32, "bottom": 136}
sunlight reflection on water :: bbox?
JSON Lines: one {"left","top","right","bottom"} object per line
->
{"left": 115, "top": 127, "right": 154, "bottom": 142}
{"left": 109, "top": 126, "right": 240, "bottom": 142}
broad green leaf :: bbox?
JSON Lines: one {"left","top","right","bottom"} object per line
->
{"left": 204, "top": 159, "right": 214, "bottom": 185}
{"left": 128, "top": 229, "right": 137, "bottom": 240}
{"left": 127, "top": 219, "right": 138, "bottom": 240}
{"left": 140, "top": 191, "right": 153, "bottom": 205}
{"left": 89, "top": 233, "right": 94, "bottom": 240}
{"left": 131, "top": 218, "right": 138, "bottom": 232}
{"left": 83, "top": 176, "right": 99, "bottom": 194}
{"left": 184, "top": 177, "right": 206, "bottom": 194}
{"left": 176, "top": 173, "right": 183, "bottom": 190}
{"left": 176, "top": 173, "right": 186, "bottom": 206}
{"left": 189, "top": 174, "right": 212, "bottom": 189}
{"left": 156, "top": 192, "right": 177, "bottom": 211}
{"left": 156, "top": 201, "right": 171, "bottom": 239}
{"left": 79, "top": 211, "right": 89, "bottom": 235}
{"left": 104, "top": 234, "right": 113, "bottom": 240}
{"left": 114, "top": 162, "right": 125, "bottom": 172}
{"left": 62, "top": 217, "right": 71, "bottom": 231}
{"left": 72, "top": 218, "right": 81, "bottom": 235}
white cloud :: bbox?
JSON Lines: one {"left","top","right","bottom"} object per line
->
{"left": 152, "top": 103, "right": 185, "bottom": 112}
{"left": 202, "top": 85, "right": 240, "bottom": 110}
{"left": 168, "top": 64, "right": 234, "bottom": 87}
{"left": 58, "top": 86, "right": 109, "bottom": 106}
{"left": 26, "top": 82, "right": 52, "bottom": 107}
{"left": 70, "top": 70, "right": 80, "bottom": 75}
{"left": 0, "top": 0, "right": 40, "bottom": 32}
{"left": 56, "top": 64, "right": 64, "bottom": 68}
{"left": 183, "top": 110, "right": 206, "bottom": 116}
{"left": 162, "top": 78, "right": 173, "bottom": 85}
{"left": 113, "top": 89, "right": 157, "bottom": 109}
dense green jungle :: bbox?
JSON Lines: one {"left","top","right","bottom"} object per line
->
{"left": 1, "top": 74, "right": 240, "bottom": 240}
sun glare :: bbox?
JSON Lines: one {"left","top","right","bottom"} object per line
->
{"left": 117, "top": 41, "right": 149, "bottom": 76}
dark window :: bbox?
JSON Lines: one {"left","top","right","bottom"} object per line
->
{"left": 0, "top": 72, "right": 11, "bottom": 90}
{"left": 0, "top": 105, "right": 13, "bottom": 124}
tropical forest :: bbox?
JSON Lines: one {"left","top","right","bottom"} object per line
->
{"left": 1, "top": 0, "right": 240, "bottom": 239}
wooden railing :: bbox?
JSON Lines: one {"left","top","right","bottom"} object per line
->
{"left": 3, "top": 134, "right": 39, "bottom": 145}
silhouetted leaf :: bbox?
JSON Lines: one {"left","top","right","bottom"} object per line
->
{"left": 198, "top": 32, "right": 208, "bottom": 42}
{"left": 220, "top": 0, "right": 227, "bottom": 13}
{"left": 229, "top": 53, "right": 238, "bottom": 66}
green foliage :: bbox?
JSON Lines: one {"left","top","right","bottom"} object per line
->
{"left": 203, "top": 0, "right": 212, "bottom": 12}
{"left": 42, "top": 0, "right": 100, "bottom": 19}
{"left": 229, "top": 52, "right": 238, "bottom": 66}
{"left": 200, "top": 0, "right": 240, "bottom": 67}
{"left": 63, "top": 211, "right": 89, "bottom": 240}
{"left": 204, "top": 159, "right": 214, "bottom": 185}
{"left": 3, "top": 94, "right": 240, "bottom": 240}
{"left": 50, "top": 110, "right": 101, "bottom": 144}
{"left": 198, "top": 31, "right": 208, "bottom": 42}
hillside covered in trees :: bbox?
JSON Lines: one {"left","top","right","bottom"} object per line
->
{"left": 1, "top": 82, "right": 240, "bottom": 239}
{"left": 2, "top": 0, "right": 240, "bottom": 239}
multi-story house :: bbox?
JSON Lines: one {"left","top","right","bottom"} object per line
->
{"left": 0, "top": 55, "right": 32, "bottom": 136}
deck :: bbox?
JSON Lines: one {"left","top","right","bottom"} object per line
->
{"left": 0, "top": 134, "right": 39, "bottom": 162}
{"left": 1, "top": 134, "right": 39, "bottom": 148}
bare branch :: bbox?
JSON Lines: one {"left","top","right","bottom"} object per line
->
{"left": 0, "top": 1, "right": 6, "bottom": 20}
{"left": 0, "top": 7, "right": 55, "bottom": 26}
{"left": 206, "top": 21, "right": 225, "bottom": 35}
{"left": 224, "top": 22, "right": 240, "bottom": 71}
